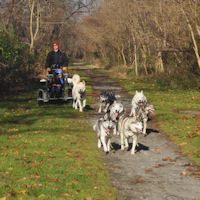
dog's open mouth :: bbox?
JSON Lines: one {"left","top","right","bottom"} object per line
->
{"left": 115, "top": 112, "right": 119, "bottom": 117}
{"left": 106, "top": 128, "right": 110, "bottom": 133}
{"left": 136, "top": 128, "right": 143, "bottom": 133}
{"left": 149, "top": 110, "right": 154, "bottom": 114}
{"left": 137, "top": 102, "right": 144, "bottom": 106}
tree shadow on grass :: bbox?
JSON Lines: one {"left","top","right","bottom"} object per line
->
{"left": 0, "top": 97, "right": 83, "bottom": 136}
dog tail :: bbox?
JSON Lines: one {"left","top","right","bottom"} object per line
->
{"left": 93, "top": 124, "right": 97, "bottom": 131}
{"left": 115, "top": 94, "right": 121, "bottom": 99}
{"left": 72, "top": 74, "right": 80, "bottom": 85}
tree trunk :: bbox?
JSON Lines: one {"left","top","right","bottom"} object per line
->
{"left": 134, "top": 44, "right": 138, "bottom": 76}
{"left": 182, "top": 7, "right": 200, "bottom": 70}
{"left": 121, "top": 45, "right": 127, "bottom": 66}
{"left": 141, "top": 46, "right": 148, "bottom": 75}
{"left": 155, "top": 51, "right": 164, "bottom": 74}
{"left": 29, "top": 0, "right": 40, "bottom": 54}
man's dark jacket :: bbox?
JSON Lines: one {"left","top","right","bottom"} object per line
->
{"left": 45, "top": 50, "right": 69, "bottom": 68}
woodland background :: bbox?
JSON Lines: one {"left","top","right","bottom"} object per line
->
{"left": 1, "top": 0, "right": 200, "bottom": 93}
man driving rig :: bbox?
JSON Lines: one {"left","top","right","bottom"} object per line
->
{"left": 45, "top": 40, "right": 69, "bottom": 73}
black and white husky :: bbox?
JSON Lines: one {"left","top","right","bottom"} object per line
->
{"left": 98, "top": 91, "right": 120, "bottom": 113}
{"left": 93, "top": 118, "right": 115, "bottom": 153}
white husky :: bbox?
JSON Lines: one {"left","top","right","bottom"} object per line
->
{"left": 93, "top": 118, "right": 115, "bottom": 153}
{"left": 72, "top": 74, "right": 86, "bottom": 112}
{"left": 130, "top": 90, "right": 147, "bottom": 116}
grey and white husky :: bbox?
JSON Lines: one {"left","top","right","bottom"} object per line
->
{"left": 140, "top": 104, "right": 155, "bottom": 135}
{"left": 118, "top": 115, "right": 143, "bottom": 155}
{"left": 72, "top": 74, "right": 86, "bottom": 112}
{"left": 98, "top": 91, "right": 120, "bottom": 113}
{"left": 103, "top": 101, "right": 124, "bottom": 135}
{"left": 130, "top": 90, "right": 147, "bottom": 116}
{"left": 93, "top": 118, "right": 115, "bottom": 153}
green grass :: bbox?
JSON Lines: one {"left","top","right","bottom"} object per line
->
{"left": 0, "top": 76, "right": 117, "bottom": 199}
{"left": 107, "top": 70, "right": 200, "bottom": 165}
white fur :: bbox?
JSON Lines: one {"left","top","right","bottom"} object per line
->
{"left": 103, "top": 101, "right": 124, "bottom": 135}
{"left": 119, "top": 117, "right": 143, "bottom": 155}
{"left": 93, "top": 119, "right": 114, "bottom": 153}
{"left": 72, "top": 74, "right": 86, "bottom": 112}
{"left": 130, "top": 90, "right": 147, "bottom": 116}
{"left": 142, "top": 104, "right": 155, "bottom": 135}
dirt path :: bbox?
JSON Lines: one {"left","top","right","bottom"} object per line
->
{"left": 76, "top": 66, "right": 200, "bottom": 200}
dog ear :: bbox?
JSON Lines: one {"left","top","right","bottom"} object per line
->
{"left": 141, "top": 90, "right": 143, "bottom": 94}
{"left": 82, "top": 80, "right": 85, "bottom": 85}
{"left": 136, "top": 90, "right": 138, "bottom": 94}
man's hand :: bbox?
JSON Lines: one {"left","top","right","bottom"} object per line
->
{"left": 47, "top": 67, "right": 51, "bottom": 72}
{"left": 63, "top": 66, "right": 68, "bottom": 72}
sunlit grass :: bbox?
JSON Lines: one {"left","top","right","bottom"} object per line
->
{"left": 0, "top": 76, "right": 117, "bottom": 199}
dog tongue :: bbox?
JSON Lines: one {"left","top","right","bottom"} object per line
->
{"left": 136, "top": 128, "right": 142, "bottom": 133}
{"left": 106, "top": 128, "right": 110, "bottom": 132}
{"left": 115, "top": 112, "right": 119, "bottom": 117}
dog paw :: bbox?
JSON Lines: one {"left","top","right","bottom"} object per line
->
{"left": 131, "top": 151, "right": 135, "bottom": 155}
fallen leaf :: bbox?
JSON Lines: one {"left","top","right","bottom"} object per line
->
{"left": 0, "top": 197, "right": 6, "bottom": 200}
{"left": 30, "top": 172, "right": 40, "bottom": 180}
{"left": 187, "top": 132, "right": 198, "bottom": 138}
{"left": 94, "top": 186, "right": 99, "bottom": 190}
{"left": 145, "top": 168, "right": 153, "bottom": 172}
{"left": 33, "top": 151, "right": 41, "bottom": 155}
{"left": 196, "top": 174, "right": 200, "bottom": 178}
{"left": 27, "top": 184, "right": 42, "bottom": 189}
{"left": 162, "top": 157, "right": 172, "bottom": 161}
{"left": 30, "top": 162, "right": 39, "bottom": 168}
{"left": 184, "top": 163, "right": 192, "bottom": 167}
{"left": 18, "top": 190, "right": 26, "bottom": 195}
{"left": 14, "top": 150, "right": 19, "bottom": 155}
{"left": 154, "top": 164, "right": 165, "bottom": 168}
{"left": 154, "top": 148, "right": 161, "bottom": 152}
{"left": 8, "top": 133, "right": 21, "bottom": 138}
{"left": 180, "top": 142, "right": 187, "bottom": 146}
{"left": 38, "top": 194, "right": 46, "bottom": 198}
{"left": 180, "top": 171, "right": 187, "bottom": 176}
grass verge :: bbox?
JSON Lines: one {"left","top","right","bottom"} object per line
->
{"left": 0, "top": 74, "right": 117, "bottom": 199}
